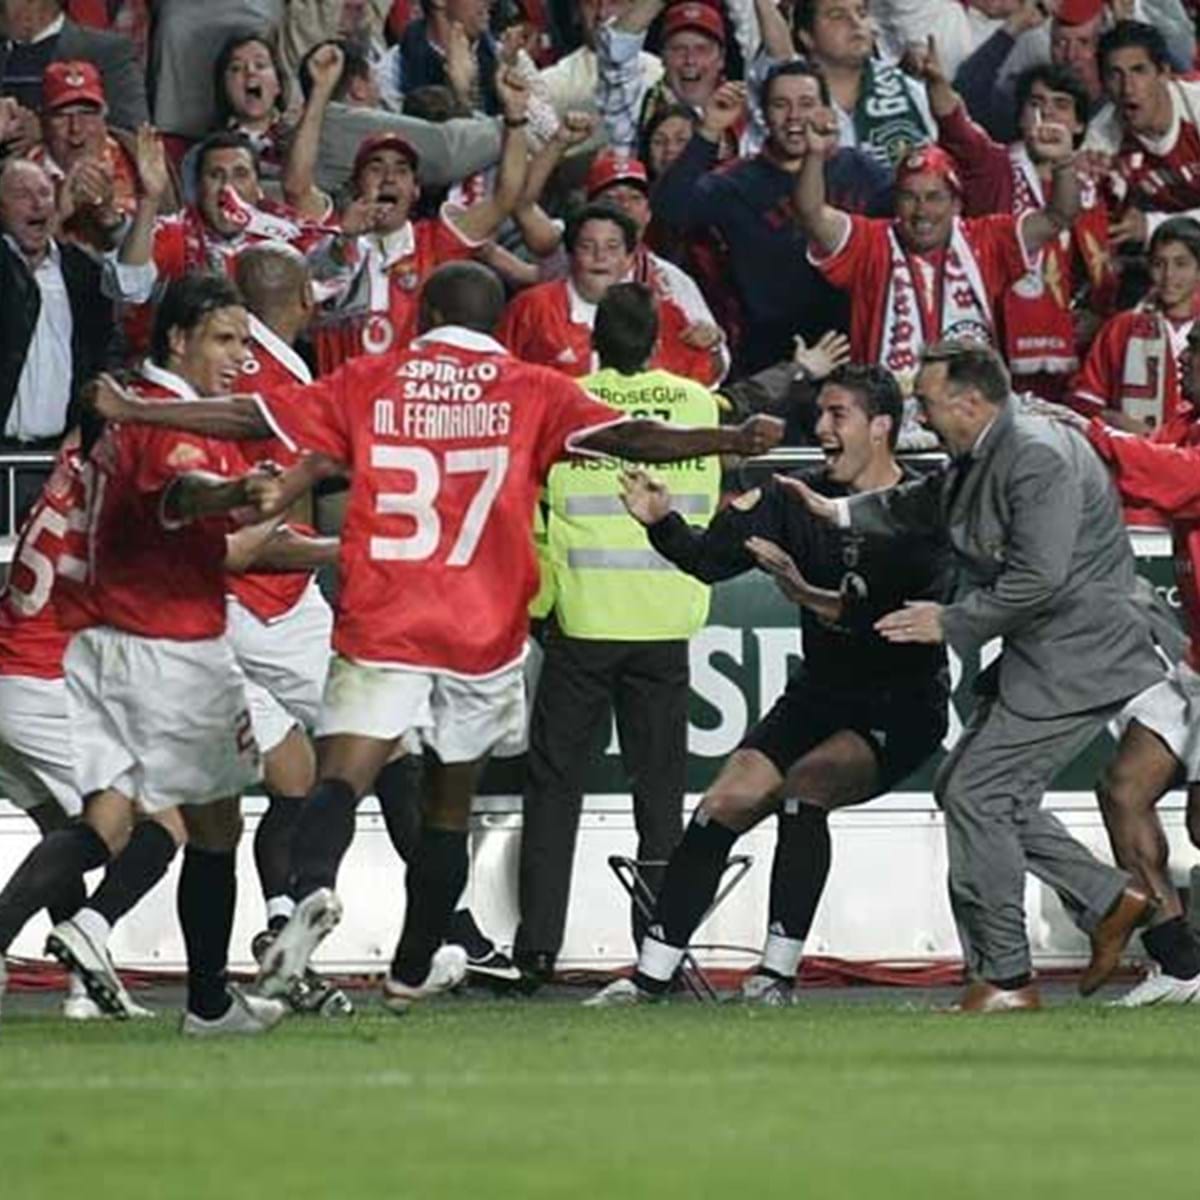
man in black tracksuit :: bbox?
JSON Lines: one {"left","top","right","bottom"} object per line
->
{"left": 586, "top": 363, "right": 954, "bottom": 1005}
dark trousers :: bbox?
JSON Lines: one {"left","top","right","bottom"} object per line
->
{"left": 513, "top": 629, "right": 689, "bottom": 966}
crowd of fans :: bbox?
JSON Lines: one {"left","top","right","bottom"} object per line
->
{"left": 1, "top": 0, "right": 1199, "bottom": 501}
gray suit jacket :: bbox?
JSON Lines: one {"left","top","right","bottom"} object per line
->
{"left": 847, "top": 402, "right": 1161, "bottom": 719}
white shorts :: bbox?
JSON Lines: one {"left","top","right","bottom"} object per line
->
{"left": 1116, "top": 660, "right": 1200, "bottom": 781}
{"left": 227, "top": 583, "right": 333, "bottom": 754}
{"left": 0, "top": 674, "right": 81, "bottom": 817}
{"left": 65, "top": 628, "right": 261, "bottom": 813}
{"left": 317, "top": 655, "right": 526, "bottom": 764}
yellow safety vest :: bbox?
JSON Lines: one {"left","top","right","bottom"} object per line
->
{"left": 544, "top": 366, "right": 721, "bottom": 640}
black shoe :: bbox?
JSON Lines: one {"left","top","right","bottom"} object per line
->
{"left": 513, "top": 951, "right": 555, "bottom": 995}
{"left": 466, "top": 948, "right": 522, "bottom": 990}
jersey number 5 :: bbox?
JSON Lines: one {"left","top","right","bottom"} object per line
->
{"left": 5, "top": 504, "right": 68, "bottom": 617}
{"left": 369, "top": 445, "right": 510, "bottom": 566}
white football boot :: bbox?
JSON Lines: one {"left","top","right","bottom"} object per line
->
{"left": 582, "top": 977, "right": 659, "bottom": 1007}
{"left": 46, "top": 918, "right": 149, "bottom": 1019}
{"left": 181, "top": 986, "right": 288, "bottom": 1037}
{"left": 381, "top": 945, "right": 468, "bottom": 1014}
{"left": 1110, "top": 965, "right": 1200, "bottom": 1007}
{"left": 255, "top": 888, "right": 343, "bottom": 999}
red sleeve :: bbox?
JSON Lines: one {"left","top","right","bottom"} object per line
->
{"left": 968, "top": 213, "right": 1033, "bottom": 294}
{"left": 532, "top": 372, "right": 625, "bottom": 478}
{"left": 152, "top": 219, "right": 187, "bottom": 281}
{"left": 1070, "top": 315, "right": 1125, "bottom": 414}
{"left": 127, "top": 427, "right": 227, "bottom": 494}
{"left": 808, "top": 214, "right": 885, "bottom": 290}
{"left": 935, "top": 106, "right": 1011, "bottom": 217}
{"left": 497, "top": 290, "right": 538, "bottom": 359}
{"left": 429, "top": 211, "right": 483, "bottom": 263}
{"left": 1089, "top": 419, "right": 1200, "bottom": 517}
{"left": 256, "top": 364, "right": 357, "bottom": 465}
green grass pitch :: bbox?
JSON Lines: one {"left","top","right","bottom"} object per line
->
{"left": 2, "top": 997, "right": 1197, "bottom": 1199}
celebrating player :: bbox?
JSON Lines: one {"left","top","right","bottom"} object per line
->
{"left": 89, "top": 259, "right": 783, "bottom": 1013}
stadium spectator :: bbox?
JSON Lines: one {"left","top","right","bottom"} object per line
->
{"left": 1085, "top": 20, "right": 1200, "bottom": 249}
{"left": 310, "top": 67, "right": 532, "bottom": 372}
{"left": 148, "top": 0, "right": 283, "bottom": 139}
{"left": 398, "top": 0, "right": 504, "bottom": 113}
{"left": 0, "top": 157, "right": 121, "bottom": 449}
{"left": 598, "top": 0, "right": 793, "bottom": 156}
{"left": 513, "top": 281, "right": 722, "bottom": 989}
{"left": 537, "top": 0, "right": 664, "bottom": 116}
{"left": 796, "top": 125, "right": 1081, "bottom": 390}
{"left": 0, "top": 0, "right": 147, "bottom": 130}
{"left": 29, "top": 59, "right": 180, "bottom": 253}
{"left": 498, "top": 200, "right": 728, "bottom": 385}
{"left": 279, "top": 0, "right": 395, "bottom": 84}
{"left": 793, "top": 0, "right": 933, "bottom": 168}
{"left": 294, "top": 37, "right": 504, "bottom": 197}
{"left": 873, "top": 0, "right": 1013, "bottom": 80}
{"left": 917, "top": 48, "right": 1116, "bottom": 402}
{"left": 640, "top": 98, "right": 694, "bottom": 176}
{"left": 1070, "top": 216, "right": 1200, "bottom": 434}
{"left": 783, "top": 339, "right": 1162, "bottom": 1012}
{"left": 651, "top": 63, "right": 890, "bottom": 377}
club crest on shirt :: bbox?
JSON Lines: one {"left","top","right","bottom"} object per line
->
{"left": 165, "top": 442, "right": 209, "bottom": 470}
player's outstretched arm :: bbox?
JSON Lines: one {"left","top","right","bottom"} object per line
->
{"left": 744, "top": 536, "right": 843, "bottom": 622}
{"left": 89, "top": 374, "right": 273, "bottom": 440}
{"left": 163, "top": 466, "right": 284, "bottom": 524}
{"left": 580, "top": 414, "right": 784, "bottom": 461}
{"left": 227, "top": 524, "right": 340, "bottom": 573}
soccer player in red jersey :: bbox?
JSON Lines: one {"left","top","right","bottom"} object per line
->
{"left": 0, "top": 438, "right": 167, "bottom": 1021}
{"left": 91, "top": 259, "right": 783, "bottom": 1011}
{"left": 0, "top": 274, "right": 321, "bottom": 1035}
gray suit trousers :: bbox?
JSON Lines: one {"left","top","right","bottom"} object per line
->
{"left": 934, "top": 694, "right": 1130, "bottom": 981}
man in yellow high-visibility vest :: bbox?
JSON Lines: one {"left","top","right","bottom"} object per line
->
{"left": 513, "top": 281, "right": 722, "bottom": 988}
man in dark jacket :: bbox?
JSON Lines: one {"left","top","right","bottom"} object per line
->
{"left": 0, "top": 156, "right": 120, "bottom": 458}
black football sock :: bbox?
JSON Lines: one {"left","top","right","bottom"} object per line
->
{"left": 288, "top": 778, "right": 358, "bottom": 900}
{"left": 633, "top": 812, "right": 737, "bottom": 994}
{"left": 762, "top": 802, "right": 831, "bottom": 981}
{"left": 374, "top": 757, "right": 423, "bottom": 863}
{"left": 46, "top": 873, "right": 87, "bottom": 928}
{"left": 445, "top": 908, "right": 494, "bottom": 959}
{"left": 390, "top": 827, "right": 469, "bottom": 986}
{"left": 178, "top": 846, "right": 236, "bottom": 1020}
{"left": 1143, "top": 916, "right": 1200, "bottom": 979}
{"left": 0, "top": 825, "right": 109, "bottom": 953}
{"left": 88, "top": 821, "right": 178, "bottom": 925}
{"left": 253, "top": 793, "right": 304, "bottom": 923}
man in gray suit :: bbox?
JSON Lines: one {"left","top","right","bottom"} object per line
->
{"left": 787, "top": 339, "right": 1162, "bottom": 1012}
{"left": 1, "top": 0, "right": 147, "bottom": 131}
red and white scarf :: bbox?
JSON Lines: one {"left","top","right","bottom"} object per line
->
{"left": 879, "top": 219, "right": 994, "bottom": 383}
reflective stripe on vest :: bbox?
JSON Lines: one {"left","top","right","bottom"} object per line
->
{"left": 563, "top": 494, "right": 713, "bottom": 517}
{"left": 566, "top": 548, "right": 677, "bottom": 570}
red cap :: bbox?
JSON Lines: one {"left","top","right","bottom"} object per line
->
{"left": 42, "top": 60, "right": 105, "bottom": 113}
{"left": 895, "top": 145, "right": 962, "bottom": 197}
{"left": 585, "top": 151, "right": 650, "bottom": 200}
{"left": 352, "top": 132, "right": 420, "bottom": 182}
{"left": 1055, "top": 0, "right": 1105, "bottom": 25}
{"left": 662, "top": 2, "right": 726, "bottom": 46}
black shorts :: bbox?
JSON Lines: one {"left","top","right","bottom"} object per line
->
{"left": 740, "top": 667, "right": 949, "bottom": 792}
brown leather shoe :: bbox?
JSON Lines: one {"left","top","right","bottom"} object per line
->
{"left": 1079, "top": 886, "right": 1154, "bottom": 996}
{"left": 953, "top": 980, "right": 1042, "bottom": 1013}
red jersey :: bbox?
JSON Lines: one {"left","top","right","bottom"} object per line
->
{"left": 1070, "top": 308, "right": 1191, "bottom": 427}
{"left": 1089, "top": 414, "right": 1200, "bottom": 668}
{"left": 257, "top": 325, "right": 623, "bottom": 676}
{"left": 66, "top": 364, "right": 242, "bottom": 640}
{"left": 312, "top": 214, "right": 481, "bottom": 374}
{"left": 810, "top": 213, "right": 1031, "bottom": 379}
{"left": 225, "top": 317, "right": 317, "bottom": 623}
{"left": 0, "top": 444, "right": 85, "bottom": 680}
{"left": 1088, "top": 80, "right": 1200, "bottom": 217}
{"left": 498, "top": 248, "right": 727, "bottom": 386}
